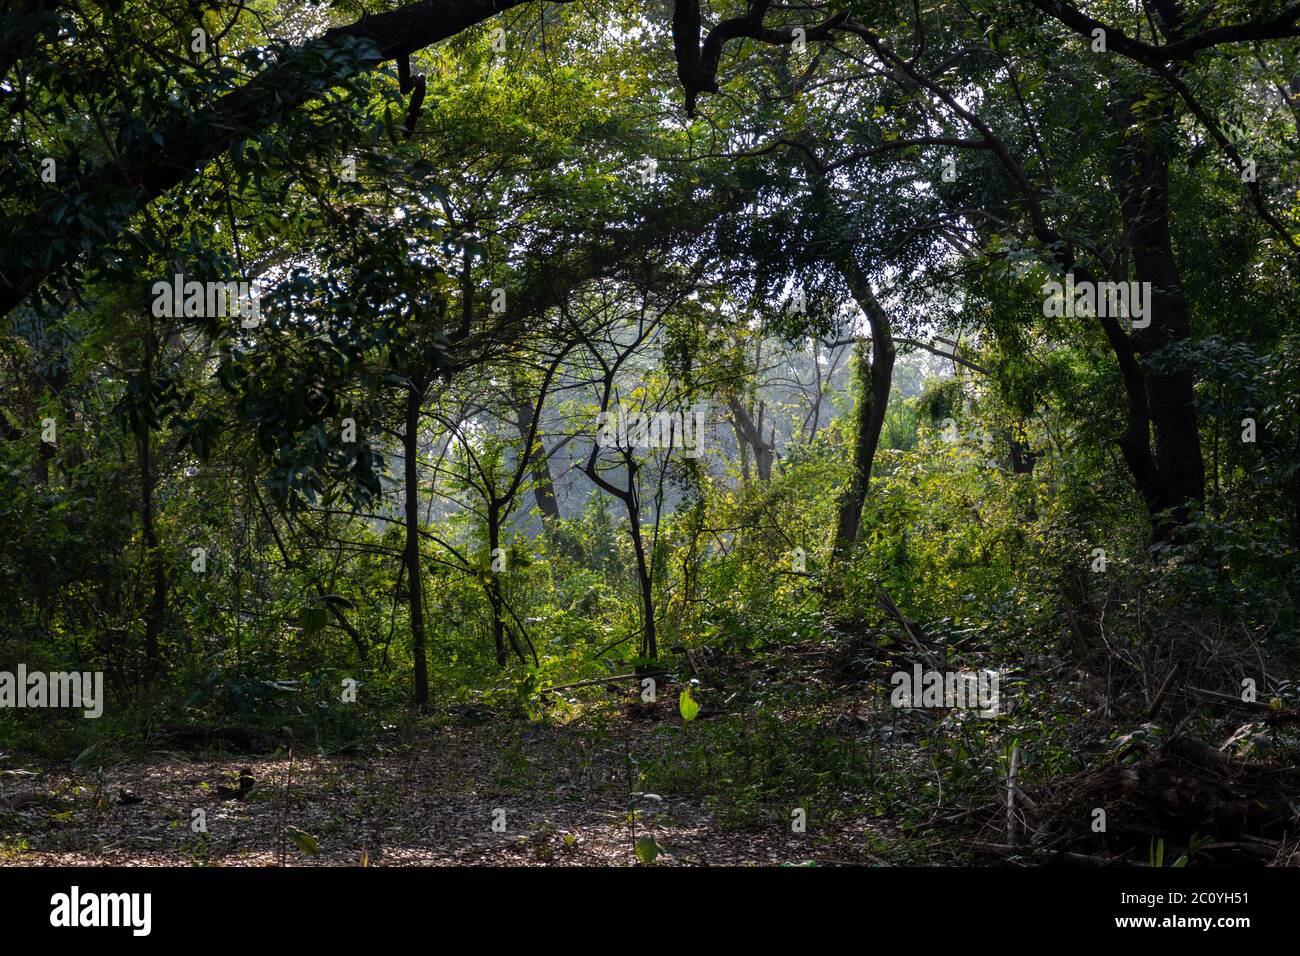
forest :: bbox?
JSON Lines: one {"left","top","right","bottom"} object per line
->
{"left": 0, "top": 0, "right": 1298, "bottom": 872}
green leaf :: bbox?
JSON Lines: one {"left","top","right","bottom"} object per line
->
{"left": 679, "top": 687, "right": 699, "bottom": 722}
{"left": 285, "top": 826, "right": 319, "bottom": 856}
{"left": 634, "top": 836, "right": 659, "bottom": 864}
{"left": 383, "top": 104, "right": 398, "bottom": 145}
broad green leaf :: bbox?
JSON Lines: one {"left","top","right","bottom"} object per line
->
{"left": 634, "top": 836, "right": 659, "bottom": 864}
{"left": 679, "top": 687, "right": 699, "bottom": 722}
{"left": 285, "top": 826, "right": 319, "bottom": 856}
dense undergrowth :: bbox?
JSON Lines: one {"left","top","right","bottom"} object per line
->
{"left": 6, "top": 386, "right": 1295, "bottom": 865}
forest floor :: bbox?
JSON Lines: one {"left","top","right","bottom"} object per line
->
{"left": 0, "top": 718, "right": 897, "bottom": 866}
{"left": 4, "top": 634, "right": 1299, "bottom": 866}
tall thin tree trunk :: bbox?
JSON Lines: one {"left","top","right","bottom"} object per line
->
{"left": 138, "top": 329, "right": 164, "bottom": 676}
{"left": 138, "top": 427, "right": 164, "bottom": 675}
{"left": 488, "top": 506, "right": 507, "bottom": 667}
{"left": 628, "top": 502, "right": 656, "bottom": 661}
{"left": 403, "top": 386, "right": 429, "bottom": 707}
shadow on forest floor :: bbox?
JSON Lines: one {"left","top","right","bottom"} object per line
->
{"left": 0, "top": 719, "right": 895, "bottom": 866}
{"left": 4, "top": 635, "right": 1300, "bottom": 866}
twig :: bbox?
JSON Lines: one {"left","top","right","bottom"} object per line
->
{"left": 1146, "top": 662, "right": 1181, "bottom": 720}
{"left": 1006, "top": 744, "right": 1020, "bottom": 846}
{"left": 542, "top": 673, "right": 641, "bottom": 694}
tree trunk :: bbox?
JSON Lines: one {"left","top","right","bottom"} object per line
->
{"left": 832, "top": 266, "right": 896, "bottom": 558}
{"left": 487, "top": 506, "right": 507, "bottom": 667}
{"left": 138, "top": 329, "right": 164, "bottom": 676}
{"left": 403, "top": 386, "right": 429, "bottom": 708}
{"left": 34, "top": 363, "right": 67, "bottom": 487}
{"left": 511, "top": 391, "right": 561, "bottom": 521}
{"left": 627, "top": 497, "right": 656, "bottom": 661}
{"left": 1110, "top": 94, "right": 1205, "bottom": 539}
{"left": 727, "top": 397, "right": 774, "bottom": 481}
{"left": 137, "top": 427, "right": 164, "bottom": 676}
